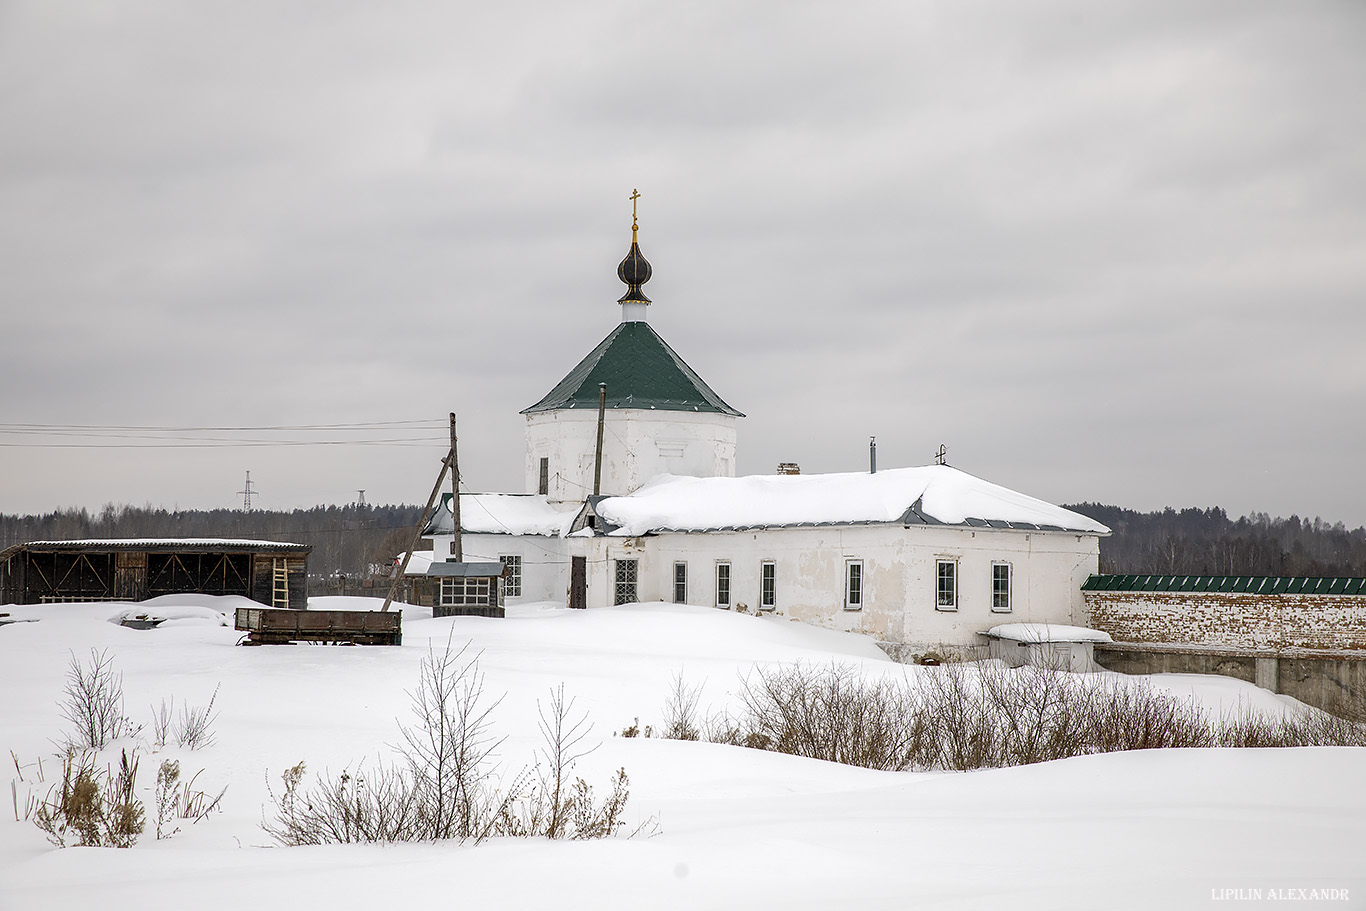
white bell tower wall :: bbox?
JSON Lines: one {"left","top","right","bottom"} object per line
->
{"left": 525, "top": 409, "right": 737, "bottom": 501}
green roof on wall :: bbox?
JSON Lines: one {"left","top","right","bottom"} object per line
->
{"left": 1081, "top": 574, "right": 1366, "bottom": 595}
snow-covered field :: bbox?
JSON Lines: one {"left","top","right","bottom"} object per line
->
{"left": 2, "top": 596, "right": 1362, "bottom": 910}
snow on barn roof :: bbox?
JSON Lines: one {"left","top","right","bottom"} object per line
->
{"left": 3, "top": 538, "right": 310, "bottom": 555}
{"left": 422, "top": 493, "right": 579, "bottom": 537}
{"left": 593, "top": 465, "right": 1110, "bottom": 537}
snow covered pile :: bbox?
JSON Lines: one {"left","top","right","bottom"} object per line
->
{"left": 987, "top": 623, "right": 1114, "bottom": 643}
{"left": 1, "top": 596, "right": 1361, "bottom": 910}
{"left": 595, "top": 465, "right": 1111, "bottom": 536}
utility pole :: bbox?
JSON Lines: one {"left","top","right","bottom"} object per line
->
{"left": 450, "top": 412, "right": 462, "bottom": 562}
{"left": 381, "top": 425, "right": 456, "bottom": 613}
{"left": 593, "top": 383, "right": 607, "bottom": 496}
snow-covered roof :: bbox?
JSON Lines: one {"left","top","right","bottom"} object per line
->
{"left": 986, "top": 623, "right": 1114, "bottom": 643}
{"left": 423, "top": 493, "right": 579, "bottom": 537}
{"left": 397, "top": 551, "right": 433, "bottom": 574}
{"left": 426, "top": 561, "right": 505, "bottom": 577}
{"left": 593, "top": 466, "right": 1110, "bottom": 537}
{"left": 3, "top": 538, "right": 310, "bottom": 556}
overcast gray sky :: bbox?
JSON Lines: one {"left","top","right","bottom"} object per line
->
{"left": 2, "top": 0, "right": 1364, "bottom": 526}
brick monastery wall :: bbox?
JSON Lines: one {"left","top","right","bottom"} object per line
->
{"left": 1084, "top": 591, "right": 1366, "bottom": 652}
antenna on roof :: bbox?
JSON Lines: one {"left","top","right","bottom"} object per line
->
{"left": 238, "top": 471, "right": 258, "bottom": 511}
{"left": 934, "top": 444, "right": 948, "bottom": 467}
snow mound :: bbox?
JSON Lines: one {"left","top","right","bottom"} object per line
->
{"left": 987, "top": 623, "right": 1113, "bottom": 643}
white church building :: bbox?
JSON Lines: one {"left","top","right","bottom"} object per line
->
{"left": 425, "top": 206, "right": 1109, "bottom": 655}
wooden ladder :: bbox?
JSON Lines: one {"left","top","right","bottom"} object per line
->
{"left": 272, "top": 558, "right": 290, "bottom": 608}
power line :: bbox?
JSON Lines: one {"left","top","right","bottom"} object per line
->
{"left": 0, "top": 419, "right": 447, "bottom": 447}
{"left": 0, "top": 438, "right": 444, "bottom": 449}
{"left": 0, "top": 420, "right": 444, "bottom": 431}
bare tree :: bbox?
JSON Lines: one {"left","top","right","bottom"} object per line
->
{"left": 58, "top": 650, "right": 136, "bottom": 750}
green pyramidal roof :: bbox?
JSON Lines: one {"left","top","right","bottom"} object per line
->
{"left": 522, "top": 321, "right": 743, "bottom": 416}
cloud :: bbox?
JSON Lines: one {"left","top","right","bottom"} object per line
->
{"left": 0, "top": 0, "right": 1363, "bottom": 524}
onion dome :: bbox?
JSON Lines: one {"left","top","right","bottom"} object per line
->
{"left": 617, "top": 242, "right": 652, "bottom": 304}
{"left": 617, "top": 189, "right": 652, "bottom": 304}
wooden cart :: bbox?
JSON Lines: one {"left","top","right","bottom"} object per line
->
{"left": 235, "top": 606, "right": 402, "bottom": 646}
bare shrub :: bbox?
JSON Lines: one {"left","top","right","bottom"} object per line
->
{"left": 692, "top": 660, "right": 1355, "bottom": 773}
{"left": 564, "top": 767, "right": 633, "bottom": 839}
{"left": 263, "top": 640, "right": 647, "bottom": 846}
{"left": 1219, "top": 707, "right": 1366, "bottom": 748}
{"left": 59, "top": 650, "right": 138, "bottom": 750}
{"left": 173, "top": 685, "right": 220, "bottom": 750}
{"left": 531, "top": 684, "right": 592, "bottom": 838}
{"left": 262, "top": 759, "right": 422, "bottom": 845}
{"left": 34, "top": 749, "right": 145, "bottom": 848}
{"left": 154, "top": 760, "right": 226, "bottom": 839}
{"left": 661, "top": 671, "right": 703, "bottom": 742}
{"left": 702, "top": 709, "right": 744, "bottom": 746}
{"left": 10, "top": 751, "right": 46, "bottom": 823}
{"left": 500, "top": 684, "right": 641, "bottom": 840}
{"left": 1082, "top": 677, "right": 1212, "bottom": 753}
{"left": 736, "top": 662, "right": 928, "bottom": 770}
{"left": 399, "top": 638, "right": 505, "bottom": 842}
{"left": 151, "top": 698, "right": 174, "bottom": 750}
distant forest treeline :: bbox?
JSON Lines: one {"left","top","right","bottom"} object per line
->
{"left": 0, "top": 503, "right": 426, "bottom": 577}
{"left": 3, "top": 502, "right": 1365, "bottom": 579}
{"left": 1065, "top": 504, "right": 1366, "bottom": 577}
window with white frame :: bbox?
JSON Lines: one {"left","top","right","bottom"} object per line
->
{"left": 673, "top": 562, "right": 687, "bottom": 604}
{"left": 715, "top": 561, "right": 731, "bottom": 608}
{"left": 760, "top": 560, "right": 776, "bottom": 610}
{"left": 500, "top": 555, "right": 522, "bottom": 598}
{"left": 614, "top": 559, "right": 638, "bottom": 605}
{"left": 845, "top": 560, "right": 863, "bottom": 610}
{"left": 440, "top": 576, "right": 494, "bottom": 607}
{"left": 936, "top": 559, "right": 957, "bottom": 610}
{"left": 991, "top": 562, "right": 1011, "bottom": 612}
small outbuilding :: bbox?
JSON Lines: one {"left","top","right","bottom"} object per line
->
{"left": 0, "top": 539, "right": 311, "bottom": 609}
{"left": 983, "top": 623, "right": 1112, "bottom": 672}
{"left": 427, "top": 560, "right": 506, "bottom": 618}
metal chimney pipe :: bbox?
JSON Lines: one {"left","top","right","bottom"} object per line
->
{"left": 869, "top": 436, "right": 877, "bottom": 474}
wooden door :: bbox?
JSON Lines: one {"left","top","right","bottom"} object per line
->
{"left": 114, "top": 552, "right": 147, "bottom": 601}
{"left": 569, "top": 556, "right": 587, "bottom": 610}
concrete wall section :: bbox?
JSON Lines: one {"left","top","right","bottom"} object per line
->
{"left": 1095, "top": 645, "right": 1258, "bottom": 683}
{"left": 1085, "top": 591, "right": 1366, "bottom": 651}
{"left": 1095, "top": 643, "right": 1366, "bottom": 717}
{"left": 1276, "top": 654, "right": 1366, "bottom": 716}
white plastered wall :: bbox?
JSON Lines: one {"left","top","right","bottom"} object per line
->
{"left": 525, "top": 409, "right": 737, "bottom": 501}
{"left": 427, "top": 532, "right": 569, "bottom": 604}
{"left": 572, "top": 524, "right": 1100, "bottom": 650}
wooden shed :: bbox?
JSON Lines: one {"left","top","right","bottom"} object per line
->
{"left": 0, "top": 539, "right": 311, "bottom": 609}
{"left": 428, "top": 560, "right": 506, "bottom": 618}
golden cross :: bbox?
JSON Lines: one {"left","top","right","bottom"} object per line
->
{"left": 630, "top": 188, "right": 641, "bottom": 226}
